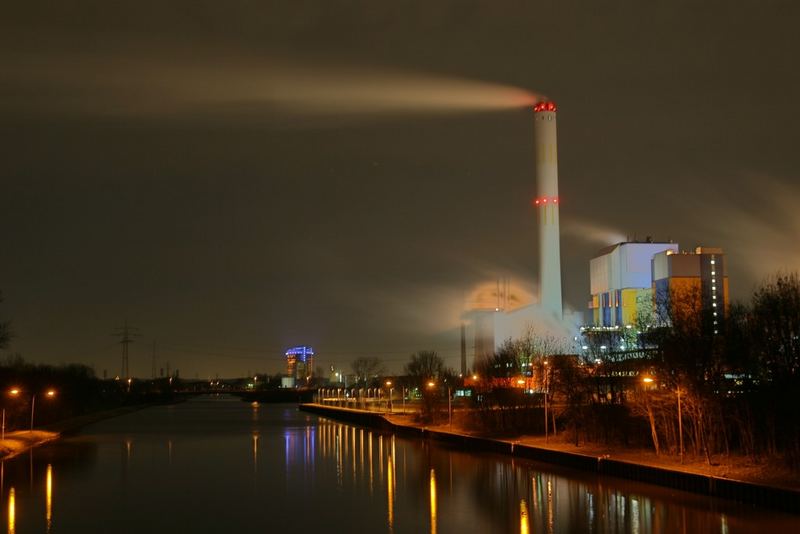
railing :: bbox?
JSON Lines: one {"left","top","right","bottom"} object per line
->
{"left": 313, "top": 388, "right": 419, "bottom": 414}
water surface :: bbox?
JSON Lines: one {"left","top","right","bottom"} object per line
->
{"left": 1, "top": 396, "right": 796, "bottom": 533}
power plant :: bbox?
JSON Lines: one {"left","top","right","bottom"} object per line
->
{"left": 463, "top": 100, "right": 732, "bottom": 368}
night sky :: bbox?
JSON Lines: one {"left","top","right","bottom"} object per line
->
{"left": 2, "top": 2, "right": 798, "bottom": 378}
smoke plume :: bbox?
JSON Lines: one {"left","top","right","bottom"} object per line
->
{"left": 3, "top": 53, "right": 541, "bottom": 118}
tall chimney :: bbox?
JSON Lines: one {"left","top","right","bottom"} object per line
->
{"left": 533, "top": 101, "right": 563, "bottom": 319}
{"left": 460, "top": 323, "right": 467, "bottom": 375}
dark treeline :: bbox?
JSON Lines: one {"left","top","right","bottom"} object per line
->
{"left": 0, "top": 354, "right": 178, "bottom": 431}
{"left": 469, "top": 273, "right": 800, "bottom": 470}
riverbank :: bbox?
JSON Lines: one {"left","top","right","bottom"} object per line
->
{"left": 0, "top": 430, "right": 59, "bottom": 459}
{"left": 300, "top": 403, "right": 800, "bottom": 513}
{"left": 0, "top": 402, "right": 176, "bottom": 460}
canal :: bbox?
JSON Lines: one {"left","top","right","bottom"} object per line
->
{"left": 1, "top": 395, "right": 796, "bottom": 533}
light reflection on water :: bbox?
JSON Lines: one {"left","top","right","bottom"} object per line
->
{"left": 7, "top": 487, "right": 14, "bottom": 534}
{"left": 0, "top": 396, "right": 795, "bottom": 533}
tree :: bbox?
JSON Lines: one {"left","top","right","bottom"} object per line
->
{"left": 350, "top": 357, "right": 385, "bottom": 387}
{"left": 404, "top": 351, "right": 444, "bottom": 384}
{"left": 0, "top": 291, "right": 11, "bottom": 350}
{"left": 745, "top": 273, "right": 800, "bottom": 467}
{"left": 750, "top": 273, "right": 800, "bottom": 384}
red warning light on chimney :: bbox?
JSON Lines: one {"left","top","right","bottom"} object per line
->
{"left": 533, "top": 196, "right": 560, "bottom": 206}
{"left": 533, "top": 101, "right": 557, "bottom": 113}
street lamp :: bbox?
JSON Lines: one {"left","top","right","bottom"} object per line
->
{"left": 447, "top": 386, "right": 452, "bottom": 428}
{"left": 385, "top": 381, "right": 393, "bottom": 413}
{"left": 9, "top": 388, "right": 56, "bottom": 432}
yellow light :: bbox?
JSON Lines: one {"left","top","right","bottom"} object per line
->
{"left": 385, "top": 380, "right": 392, "bottom": 387}
{"left": 427, "top": 381, "right": 435, "bottom": 388}
{"left": 642, "top": 377, "right": 654, "bottom": 384}
{"left": 8, "top": 487, "right": 15, "bottom": 534}
{"left": 517, "top": 379, "right": 525, "bottom": 385}
{"left": 9, "top": 388, "right": 19, "bottom": 396}
{"left": 387, "top": 454, "right": 394, "bottom": 530}
{"left": 520, "top": 499, "right": 529, "bottom": 534}
{"left": 46, "top": 464, "right": 53, "bottom": 530}
{"left": 46, "top": 389, "right": 56, "bottom": 398}
{"left": 429, "top": 469, "right": 437, "bottom": 534}
{"left": 472, "top": 374, "right": 478, "bottom": 380}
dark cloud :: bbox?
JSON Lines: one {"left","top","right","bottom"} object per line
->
{"left": 1, "top": 1, "right": 799, "bottom": 377}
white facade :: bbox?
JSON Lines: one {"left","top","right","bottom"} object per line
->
{"left": 590, "top": 242, "right": 679, "bottom": 294}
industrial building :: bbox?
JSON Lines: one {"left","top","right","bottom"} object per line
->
{"left": 652, "top": 247, "right": 729, "bottom": 332}
{"left": 587, "top": 243, "right": 729, "bottom": 333}
{"left": 589, "top": 240, "right": 678, "bottom": 327}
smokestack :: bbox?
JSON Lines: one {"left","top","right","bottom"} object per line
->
{"left": 460, "top": 323, "right": 467, "bottom": 375}
{"left": 533, "top": 101, "right": 563, "bottom": 319}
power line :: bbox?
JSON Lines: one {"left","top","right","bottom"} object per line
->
{"left": 112, "top": 320, "right": 140, "bottom": 379}
{"left": 151, "top": 340, "right": 157, "bottom": 379}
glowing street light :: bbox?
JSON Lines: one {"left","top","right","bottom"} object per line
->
{"left": 8, "top": 388, "right": 57, "bottom": 432}
{"left": 2, "top": 388, "right": 24, "bottom": 440}
{"left": 385, "top": 381, "right": 394, "bottom": 413}
{"left": 642, "top": 377, "right": 654, "bottom": 384}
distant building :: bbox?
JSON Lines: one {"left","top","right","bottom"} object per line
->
{"left": 589, "top": 240, "right": 678, "bottom": 327}
{"left": 652, "top": 247, "right": 729, "bottom": 333}
{"left": 285, "top": 346, "right": 314, "bottom": 385}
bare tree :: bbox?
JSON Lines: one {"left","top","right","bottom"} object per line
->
{"left": 351, "top": 357, "right": 385, "bottom": 387}
{"left": 404, "top": 350, "right": 445, "bottom": 384}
